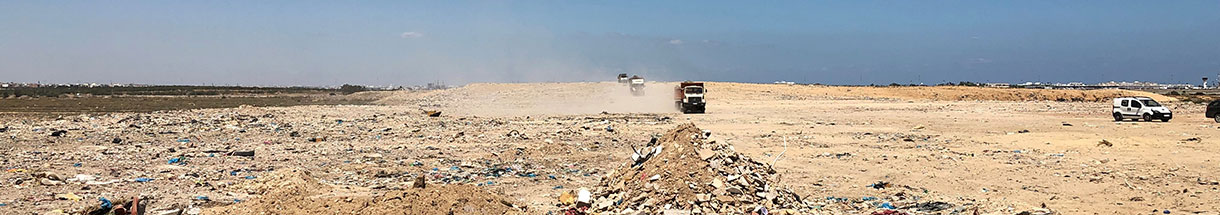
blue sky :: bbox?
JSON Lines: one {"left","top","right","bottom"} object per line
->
{"left": 1, "top": 1, "right": 1218, "bottom": 86}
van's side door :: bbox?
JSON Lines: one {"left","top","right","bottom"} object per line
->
{"left": 1120, "top": 99, "right": 1133, "bottom": 116}
{"left": 1130, "top": 100, "right": 1143, "bottom": 115}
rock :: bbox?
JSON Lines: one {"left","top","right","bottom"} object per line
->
{"left": 711, "top": 178, "right": 724, "bottom": 188}
{"left": 1098, "top": 139, "right": 1112, "bottom": 147}
{"left": 558, "top": 191, "right": 577, "bottom": 205}
{"left": 595, "top": 197, "right": 613, "bottom": 210}
{"left": 697, "top": 149, "right": 715, "bottom": 160}
{"left": 412, "top": 176, "right": 426, "bottom": 188}
{"left": 725, "top": 187, "right": 743, "bottom": 195}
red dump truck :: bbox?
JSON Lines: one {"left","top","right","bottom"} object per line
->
{"left": 674, "top": 82, "right": 706, "bottom": 113}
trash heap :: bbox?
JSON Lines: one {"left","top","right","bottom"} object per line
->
{"left": 564, "top": 123, "right": 809, "bottom": 214}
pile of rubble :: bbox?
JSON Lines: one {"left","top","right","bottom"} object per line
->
{"left": 560, "top": 123, "right": 809, "bottom": 214}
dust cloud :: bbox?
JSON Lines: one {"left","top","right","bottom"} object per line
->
{"left": 375, "top": 82, "right": 681, "bottom": 116}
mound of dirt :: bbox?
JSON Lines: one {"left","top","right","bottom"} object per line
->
{"left": 205, "top": 169, "right": 524, "bottom": 215}
{"left": 566, "top": 123, "right": 809, "bottom": 214}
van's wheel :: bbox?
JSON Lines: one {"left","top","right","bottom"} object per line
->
{"left": 1161, "top": 118, "right": 1170, "bottom": 122}
{"left": 1215, "top": 115, "right": 1220, "bottom": 123}
{"left": 1113, "top": 113, "right": 1123, "bottom": 121}
{"left": 1142, "top": 114, "right": 1153, "bottom": 122}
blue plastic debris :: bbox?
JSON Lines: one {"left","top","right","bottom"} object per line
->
{"left": 0, "top": 203, "right": 6, "bottom": 206}
{"left": 230, "top": 170, "right": 239, "bottom": 176}
{"left": 1164, "top": 210, "right": 1171, "bottom": 214}
{"left": 176, "top": 139, "right": 190, "bottom": 143}
{"left": 548, "top": 175, "right": 557, "bottom": 180}
{"left": 99, "top": 197, "right": 112, "bottom": 210}
{"left": 234, "top": 199, "right": 242, "bottom": 203}
{"left": 168, "top": 157, "right": 181, "bottom": 164}
{"left": 553, "top": 185, "right": 564, "bottom": 189}
{"left": 879, "top": 202, "right": 896, "bottom": 209}
{"left": 135, "top": 178, "right": 153, "bottom": 182}
{"left": 244, "top": 176, "right": 257, "bottom": 180}
{"left": 862, "top": 196, "right": 878, "bottom": 201}
{"left": 196, "top": 196, "right": 210, "bottom": 201}
{"left": 432, "top": 168, "right": 439, "bottom": 171}
{"left": 73, "top": 163, "right": 82, "bottom": 167}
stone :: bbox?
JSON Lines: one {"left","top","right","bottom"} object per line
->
{"left": 558, "top": 191, "right": 577, "bottom": 205}
{"left": 726, "top": 187, "right": 743, "bottom": 195}
{"left": 715, "top": 195, "right": 735, "bottom": 203}
{"left": 698, "top": 149, "right": 715, "bottom": 160}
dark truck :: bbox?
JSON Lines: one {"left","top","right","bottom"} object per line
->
{"left": 674, "top": 82, "right": 706, "bottom": 113}
{"left": 629, "top": 76, "right": 646, "bottom": 96}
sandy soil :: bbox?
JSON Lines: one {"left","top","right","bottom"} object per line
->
{"left": 2, "top": 82, "right": 1215, "bottom": 214}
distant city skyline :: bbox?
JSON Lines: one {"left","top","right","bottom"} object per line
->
{"left": 2, "top": 1, "right": 1218, "bottom": 86}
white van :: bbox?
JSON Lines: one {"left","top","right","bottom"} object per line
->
{"left": 1112, "top": 97, "right": 1171, "bottom": 122}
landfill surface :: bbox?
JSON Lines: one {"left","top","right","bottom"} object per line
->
{"left": 2, "top": 82, "right": 1217, "bottom": 214}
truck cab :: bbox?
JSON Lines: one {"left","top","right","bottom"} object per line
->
{"left": 629, "top": 76, "right": 646, "bottom": 96}
{"left": 675, "top": 82, "right": 705, "bottom": 113}
{"left": 1112, "top": 97, "right": 1171, "bottom": 122}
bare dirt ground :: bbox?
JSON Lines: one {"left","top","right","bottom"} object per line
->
{"left": 2, "top": 82, "right": 1216, "bottom": 215}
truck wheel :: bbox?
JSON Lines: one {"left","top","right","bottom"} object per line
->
{"left": 1215, "top": 115, "right": 1220, "bottom": 123}
{"left": 1161, "top": 118, "right": 1170, "bottom": 122}
{"left": 1142, "top": 114, "right": 1152, "bottom": 122}
{"left": 1113, "top": 113, "right": 1122, "bottom": 122}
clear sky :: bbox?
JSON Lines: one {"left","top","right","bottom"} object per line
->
{"left": 1, "top": 1, "right": 1218, "bottom": 86}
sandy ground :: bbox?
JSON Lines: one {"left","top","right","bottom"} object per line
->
{"left": 2, "top": 82, "right": 1216, "bottom": 214}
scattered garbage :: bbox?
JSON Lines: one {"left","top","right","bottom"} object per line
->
{"left": 1098, "top": 139, "right": 1113, "bottom": 147}
{"left": 229, "top": 150, "right": 255, "bottom": 157}
{"left": 50, "top": 130, "right": 67, "bottom": 137}
{"left": 424, "top": 110, "right": 442, "bottom": 117}
{"left": 135, "top": 178, "right": 154, "bottom": 182}
{"left": 55, "top": 193, "right": 82, "bottom": 201}
{"left": 869, "top": 181, "right": 891, "bottom": 189}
